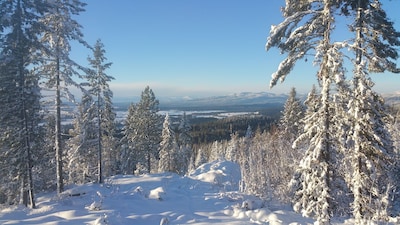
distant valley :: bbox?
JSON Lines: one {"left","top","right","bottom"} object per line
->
{"left": 113, "top": 92, "right": 289, "bottom": 122}
{"left": 112, "top": 91, "right": 400, "bottom": 123}
{"left": 65, "top": 91, "right": 400, "bottom": 125}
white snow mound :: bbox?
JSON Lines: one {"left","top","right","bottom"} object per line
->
{"left": 190, "top": 159, "right": 241, "bottom": 191}
{"left": 149, "top": 186, "right": 166, "bottom": 200}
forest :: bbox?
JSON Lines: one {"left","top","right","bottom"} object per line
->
{"left": 190, "top": 114, "right": 276, "bottom": 144}
{"left": 1, "top": 0, "right": 400, "bottom": 224}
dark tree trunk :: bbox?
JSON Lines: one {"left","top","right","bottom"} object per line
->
{"left": 55, "top": 56, "right": 64, "bottom": 194}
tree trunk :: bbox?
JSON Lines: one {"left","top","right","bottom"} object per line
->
{"left": 22, "top": 87, "right": 36, "bottom": 208}
{"left": 147, "top": 151, "right": 151, "bottom": 173}
{"left": 55, "top": 56, "right": 64, "bottom": 194}
{"left": 15, "top": 0, "right": 36, "bottom": 208}
{"left": 97, "top": 92, "right": 103, "bottom": 183}
{"left": 20, "top": 177, "right": 27, "bottom": 206}
{"left": 24, "top": 127, "right": 36, "bottom": 208}
{"left": 353, "top": 1, "right": 364, "bottom": 221}
{"left": 319, "top": 1, "right": 333, "bottom": 222}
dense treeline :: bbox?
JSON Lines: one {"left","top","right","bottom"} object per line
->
{"left": 191, "top": 115, "right": 276, "bottom": 144}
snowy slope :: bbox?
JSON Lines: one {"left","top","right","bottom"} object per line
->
{"left": 0, "top": 160, "right": 397, "bottom": 225}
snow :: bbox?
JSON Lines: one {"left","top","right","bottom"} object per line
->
{"left": 0, "top": 160, "right": 398, "bottom": 224}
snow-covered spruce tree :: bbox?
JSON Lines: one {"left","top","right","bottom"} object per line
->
{"left": 100, "top": 89, "right": 118, "bottom": 178}
{"left": 292, "top": 45, "right": 347, "bottom": 225}
{"left": 67, "top": 92, "right": 97, "bottom": 184}
{"left": 342, "top": 0, "right": 400, "bottom": 222}
{"left": 38, "top": 0, "right": 87, "bottom": 193}
{"left": 225, "top": 132, "right": 239, "bottom": 162}
{"left": 266, "top": 0, "right": 347, "bottom": 223}
{"left": 83, "top": 39, "right": 116, "bottom": 183}
{"left": 158, "top": 113, "right": 179, "bottom": 173}
{"left": 304, "top": 85, "right": 320, "bottom": 117}
{"left": 120, "top": 103, "right": 139, "bottom": 174}
{"left": 293, "top": 85, "right": 321, "bottom": 152}
{"left": 279, "top": 87, "right": 305, "bottom": 141}
{"left": 177, "top": 112, "right": 192, "bottom": 174}
{"left": 244, "top": 128, "right": 272, "bottom": 198}
{"left": 392, "top": 110, "right": 400, "bottom": 155}
{"left": 194, "top": 147, "right": 207, "bottom": 169}
{"left": 0, "top": 0, "right": 48, "bottom": 208}
{"left": 237, "top": 125, "right": 253, "bottom": 193}
{"left": 120, "top": 86, "right": 162, "bottom": 174}
{"left": 178, "top": 112, "right": 192, "bottom": 147}
{"left": 348, "top": 59, "right": 394, "bottom": 224}
{"left": 209, "top": 140, "right": 224, "bottom": 162}
{"left": 34, "top": 114, "right": 57, "bottom": 192}
{"left": 260, "top": 125, "right": 303, "bottom": 202}
{"left": 276, "top": 87, "right": 306, "bottom": 194}
{"left": 390, "top": 110, "right": 400, "bottom": 213}
{"left": 324, "top": 46, "right": 353, "bottom": 216}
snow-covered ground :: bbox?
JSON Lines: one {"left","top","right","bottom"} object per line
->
{"left": 0, "top": 160, "right": 397, "bottom": 225}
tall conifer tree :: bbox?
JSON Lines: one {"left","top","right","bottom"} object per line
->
{"left": 38, "top": 0, "right": 87, "bottom": 193}
{"left": 67, "top": 93, "right": 97, "bottom": 184}
{"left": 121, "top": 86, "right": 162, "bottom": 174}
{"left": 267, "top": 0, "right": 400, "bottom": 222}
{"left": 177, "top": 112, "right": 192, "bottom": 174}
{"left": 267, "top": 1, "right": 347, "bottom": 223}
{"left": 279, "top": 87, "right": 305, "bottom": 142}
{"left": 342, "top": 0, "right": 400, "bottom": 222}
{"left": 158, "top": 113, "right": 179, "bottom": 173}
{"left": 0, "top": 0, "right": 46, "bottom": 208}
{"left": 85, "top": 39, "right": 115, "bottom": 183}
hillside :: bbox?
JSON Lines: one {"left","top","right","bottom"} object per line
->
{"left": 1, "top": 160, "right": 398, "bottom": 225}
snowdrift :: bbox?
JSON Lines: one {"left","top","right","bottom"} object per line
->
{"left": 189, "top": 159, "right": 241, "bottom": 192}
{"left": 0, "top": 160, "right": 398, "bottom": 224}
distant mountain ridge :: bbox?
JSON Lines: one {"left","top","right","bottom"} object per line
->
{"left": 114, "top": 91, "right": 400, "bottom": 110}
{"left": 383, "top": 93, "right": 400, "bottom": 107}
{"left": 114, "top": 92, "right": 288, "bottom": 110}
{"left": 161, "top": 92, "right": 288, "bottom": 108}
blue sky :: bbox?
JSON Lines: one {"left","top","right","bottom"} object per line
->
{"left": 72, "top": 0, "right": 400, "bottom": 99}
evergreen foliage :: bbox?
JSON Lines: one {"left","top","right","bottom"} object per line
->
{"left": 0, "top": 0, "right": 47, "bottom": 208}
{"left": 225, "top": 132, "right": 239, "bottom": 162}
{"left": 191, "top": 115, "right": 274, "bottom": 144}
{"left": 158, "top": 114, "right": 179, "bottom": 173}
{"left": 344, "top": 1, "right": 400, "bottom": 222}
{"left": 267, "top": 1, "right": 341, "bottom": 222}
{"left": 67, "top": 93, "right": 98, "bottom": 184}
{"left": 34, "top": 115, "right": 57, "bottom": 192}
{"left": 177, "top": 112, "right": 193, "bottom": 174}
{"left": 38, "top": 0, "right": 87, "bottom": 194}
{"left": 267, "top": 0, "right": 400, "bottom": 223}
{"left": 178, "top": 112, "right": 192, "bottom": 147}
{"left": 84, "top": 39, "right": 116, "bottom": 183}
{"left": 120, "top": 86, "right": 162, "bottom": 174}
{"left": 279, "top": 87, "right": 305, "bottom": 142}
